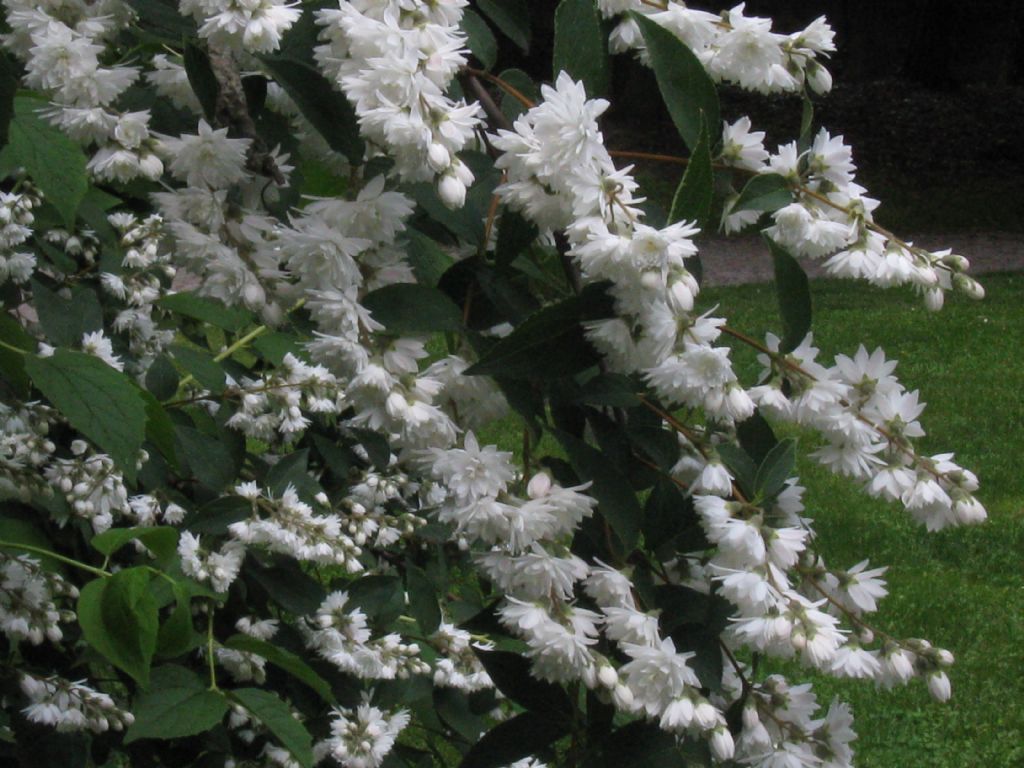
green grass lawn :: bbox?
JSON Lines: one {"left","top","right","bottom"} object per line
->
{"left": 702, "top": 274, "right": 1024, "bottom": 767}
{"left": 484, "top": 273, "right": 1024, "bottom": 766}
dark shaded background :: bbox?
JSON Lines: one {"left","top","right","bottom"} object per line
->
{"left": 487, "top": 1, "right": 1024, "bottom": 230}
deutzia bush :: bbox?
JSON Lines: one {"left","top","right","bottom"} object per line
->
{"left": 0, "top": 1, "right": 988, "bottom": 766}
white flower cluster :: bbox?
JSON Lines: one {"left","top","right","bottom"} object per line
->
{"left": 493, "top": 74, "right": 751, "bottom": 424}
{"left": 43, "top": 439, "right": 133, "bottom": 533}
{"left": 180, "top": 0, "right": 301, "bottom": 54}
{"left": 2, "top": 0, "right": 163, "bottom": 182}
{"left": 0, "top": 400, "right": 56, "bottom": 498}
{"left": 0, "top": 553, "right": 77, "bottom": 646}
{"left": 342, "top": 466, "right": 427, "bottom": 549}
{"left": 216, "top": 616, "right": 281, "bottom": 683}
{"left": 751, "top": 337, "right": 986, "bottom": 531}
{"left": 228, "top": 481, "right": 364, "bottom": 569}
{"left": 601, "top": 1, "right": 836, "bottom": 94}
{"left": 226, "top": 353, "right": 343, "bottom": 444}
{"left": 102, "top": 213, "right": 177, "bottom": 375}
{"left": 20, "top": 674, "right": 134, "bottom": 733}
{"left": 179, "top": 532, "right": 246, "bottom": 593}
{"left": 720, "top": 119, "right": 983, "bottom": 308}
{"left": 314, "top": 699, "right": 410, "bottom": 768}
{"left": 0, "top": 186, "right": 40, "bottom": 286}
{"left": 314, "top": 0, "right": 484, "bottom": 207}
{"left": 303, "top": 591, "right": 429, "bottom": 680}
{"left": 429, "top": 622, "right": 493, "bottom": 692}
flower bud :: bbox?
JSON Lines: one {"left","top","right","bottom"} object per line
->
{"left": 527, "top": 471, "right": 552, "bottom": 499}
{"left": 927, "top": 670, "right": 951, "bottom": 702}
{"left": 438, "top": 174, "right": 466, "bottom": 209}
{"left": 710, "top": 726, "right": 735, "bottom": 761}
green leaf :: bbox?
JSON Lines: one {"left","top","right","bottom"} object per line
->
{"left": 123, "top": 0, "right": 196, "bottom": 39}
{"left": 497, "top": 68, "right": 539, "bottom": 122}
{"left": 24, "top": 350, "right": 147, "bottom": 483}
{"left": 731, "top": 173, "right": 793, "bottom": 214}
{"left": 265, "top": 448, "right": 322, "bottom": 502}
{"left": 91, "top": 526, "right": 179, "bottom": 565}
{"left": 183, "top": 496, "right": 251, "bottom": 535}
{"left": 553, "top": 429, "right": 641, "bottom": 550}
{"left": 224, "top": 634, "right": 335, "bottom": 704}
{"left": 0, "top": 511, "right": 63, "bottom": 572}
{"left": 476, "top": 0, "right": 531, "bottom": 52}
{"left": 183, "top": 43, "right": 218, "bottom": 121}
{"left": 459, "top": 711, "right": 568, "bottom": 768}
{"left": 765, "top": 234, "right": 812, "bottom": 353}
{"left": 124, "top": 665, "right": 228, "bottom": 742}
{"left": 30, "top": 279, "right": 102, "bottom": 348}
{"left": 260, "top": 57, "right": 363, "bottom": 163}
{"left": 0, "top": 311, "right": 34, "bottom": 396}
{"left": 139, "top": 388, "right": 179, "bottom": 469}
{"left": 573, "top": 373, "right": 640, "bottom": 408}
{"left": 753, "top": 437, "right": 797, "bottom": 499}
{"left": 669, "top": 116, "right": 713, "bottom": 230}
{"left": 553, "top": 0, "right": 610, "bottom": 97}
{"left": 716, "top": 443, "right": 756, "bottom": 497}
{"left": 630, "top": 13, "right": 719, "bottom": 153}
{"left": 361, "top": 283, "right": 463, "bottom": 334}
{"left": 158, "top": 291, "right": 255, "bottom": 332}
{"left": 78, "top": 568, "right": 159, "bottom": 685}
{"left": 247, "top": 560, "right": 326, "bottom": 615}
{"left": 494, "top": 209, "right": 538, "bottom": 270}
{"left": 347, "top": 574, "right": 405, "bottom": 626}
{"left": 474, "top": 649, "right": 572, "bottom": 718}
{"left": 462, "top": 9, "right": 498, "bottom": 70}
{"left": 464, "top": 288, "right": 611, "bottom": 379}
{"left": 169, "top": 344, "right": 226, "bottom": 392}
{"left": 347, "top": 427, "right": 392, "bottom": 470}
{"left": 0, "top": 53, "right": 18, "bottom": 149}
{"left": 599, "top": 720, "right": 681, "bottom": 768}
{"left": 405, "top": 229, "right": 454, "bottom": 287}
{"left": 145, "top": 354, "right": 179, "bottom": 401}
{"left": 175, "top": 424, "right": 238, "bottom": 491}
{"left": 405, "top": 562, "right": 441, "bottom": 634}
{"left": 231, "top": 688, "right": 313, "bottom": 768}
{"left": 252, "top": 331, "right": 305, "bottom": 365}
{"left": 156, "top": 582, "right": 200, "bottom": 659}
{"left": 0, "top": 97, "right": 88, "bottom": 229}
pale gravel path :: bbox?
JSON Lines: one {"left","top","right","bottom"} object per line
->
{"left": 698, "top": 232, "right": 1024, "bottom": 286}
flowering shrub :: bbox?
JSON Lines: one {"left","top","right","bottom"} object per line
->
{"left": 0, "top": 1, "right": 989, "bottom": 767}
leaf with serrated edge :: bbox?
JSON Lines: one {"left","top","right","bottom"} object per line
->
{"left": 124, "top": 666, "right": 228, "bottom": 742}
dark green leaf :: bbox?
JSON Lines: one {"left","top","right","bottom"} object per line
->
{"left": 184, "top": 496, "right": 251, "bottom": 535}
{"left": 123, "top": 0, "right": 196, "bottom": 38}
{"left": 0, "top": 511, "right": 63, "bottom": 572}
{"left": 0, "top": 311, "right": 34, "bottom": 396}
{"left": 260, "top": 57, "right": 363, "bottom": 163}
{"left": 139, "top": 388, "right": 179, "bottom": 469}
{"left": 253, "top": 331, "right": 305, "bottom": 365}
{"left": 362, "top": 283, "right": 463, "bottom": 334}
{"left": 224, "top": 634, "right": 335, "bottom": 704}
{"left": 476, "top": 0, "right": 531, "bottom": 52}
{"left": 716, "top": 443, "right": 756, "bottom": 497}
{"left": 175, "top": 424, "right": 238, "bottom": 491}
{"left": 266, "top": 448, "right": 322, "bottom": 502}
{"left": 573, "top": 373, "right": 640, "bottom": 408}
{"left": 669, "top": 116, "right": 713, "bottom": 230}
{"left": 158, "top": 292, "right": 255, "bottom": 332}
{"left": 0, "top": 97, "right": 88, "bottom": 228}
{"left": 630, "top": 13, "right": 719, "bottom": 153}
{"left": 553, "top": 429, "right": 641, "bottom": 550}
{"left": 599, "top": 720, "right": 681, "bottom": 768}
{"left": 766, "top": 234, "right": 812, "bottom": 353}
{"left": 347, "top": 574, "right": 404, "bottom": 626}
{"left": 25, "top": 350, "right": 147, "bottom": 482}
{"left": 311, "top": 433, "right": 353, "bottom": 482}
{"left": 474, "top": 649, "right": 572, "bottom": 718}
{"left": 347, "top": 427, "right": 392, "bottom": 470}
{"left": 0, "top": 53, "right": 18, "bottom": 148}
{"left": 736, "top": 410, "right": 779, "bottom": 465}
{"left": 156, "top": 582, "right": 200, "bottom": 659}
{"left": 169, "top": 344, "right": 226, "bottom": 392}
{"left": 464, "top": 292, "right": 606, "bottom": 379}
{"left": 459, "top": 711, "right": 567, "bottom": 768}
{"left": 145, "top": 354, "right": 180, "bottom": 401}
{"left": 405, "top": 229, "right": 454, "bottom": 287}
{"left": 403, "top": 562, "right": 441, "bottom": 634}
{"left": 247, "top": 560, "right": 326, "bottom": 615}
{"left": 184, "top": 43, "right": 218, "bottom": 120}
{"left": 231, "top": 688, "right": 313, "bottom": 768}
{"left": 753, "top": 437, "right": 797, "bottom": 498}
{"left": 494, "top": 209, "right": 538, "bottom": 270}
{"left": 78, "top": 568, "right": 158, "bottom": 685}
{"left": 731, "top": 173, "right": 793, "bottom": 214}
{"left": 462, "top": 9, "right": 498, "bottom": 70}
{"left": 91, "top": 526, "right": 179, "bottom": 564}
{"left": 30, "top": 279, "right": 102, "bottom": 348}
{"left": 497, "top": 69, "right": 539, "bottom": 122}
{"left": 553, "top": 0, "right": 610, "bottom": 96}
{"left": 124, "top": 665, "right": 228, "bottom": 742}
